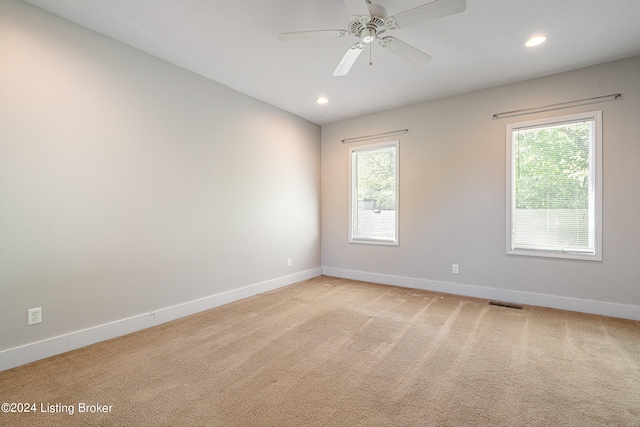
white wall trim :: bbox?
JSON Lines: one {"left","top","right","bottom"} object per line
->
{"left": 0, "top": 268, "right": 322, "bottom": 372}
{"left": 322, "top": 266, "right": 640, "bottom": 321}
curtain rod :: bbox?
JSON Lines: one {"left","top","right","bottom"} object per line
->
{"left": 341, "top": 129, "right": 408, "bottom": 144}
{"left": 492, "top": 93, "right": 621, "bottom": 120}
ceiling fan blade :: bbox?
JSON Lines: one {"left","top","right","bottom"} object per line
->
{"left": 333, "top": 43, "right": 364, "bottom": 76}
{"left": 379, "top": 36, "right": 431, "bottom": 67}
{"left": 387, "top": 0, "right": 466, "bottom": 29}
{"left": 343, "top": 0, "right": 371, "bottom": 18}
{"left": 278, "top": 30, "right": 348, "bottom": 41}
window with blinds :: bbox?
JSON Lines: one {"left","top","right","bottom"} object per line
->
{"left": 506, "top": 111, "right": 602, "bottom": 260}
{"left": 349, "top": 140, "right": 399, "bottom": 245}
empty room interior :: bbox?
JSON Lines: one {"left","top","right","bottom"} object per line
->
{"left": 1, "top": 0, "right": 639, "bottom": 425}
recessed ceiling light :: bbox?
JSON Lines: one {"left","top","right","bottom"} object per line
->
{"left": 316, "top": 97, "right": 329, "bottom": 104}
{"left": 525, "top": 35, "right": 547, "bottom": 47}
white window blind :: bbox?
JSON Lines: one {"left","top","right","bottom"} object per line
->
{"left": 506, "top": 111, "right": 602, "bottom": 260}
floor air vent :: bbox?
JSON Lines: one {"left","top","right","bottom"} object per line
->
{"left": 489, "top": 300, "right": 524, "bottom": 310}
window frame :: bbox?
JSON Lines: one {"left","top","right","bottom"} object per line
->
{"left": 505, "top": 110, "right": 603, "bottom": 261}
{"left": 348, "top": 140, "right": 399, "bottom": 246}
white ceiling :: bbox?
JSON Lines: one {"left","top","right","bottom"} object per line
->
{"left": 22, "top": 0, "right": 640, "bottom": 125}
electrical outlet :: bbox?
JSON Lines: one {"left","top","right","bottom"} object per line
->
{"left": 28, "top": 307, "right": 42, "bottom": 325}
{"left": 452, "top": 264, "right": 459, "bottom": 274}
{"left": 287, "top": 258, "right": 292, "bottom": 267}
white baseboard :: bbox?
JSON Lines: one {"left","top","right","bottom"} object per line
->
{"left": 0, "top": 268, "right": 322, "bottom": 372}
{"left": 322, "top": 266, "right": 640, "bottom": 321}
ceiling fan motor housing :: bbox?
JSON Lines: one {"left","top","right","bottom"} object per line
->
{"left": 366, "top": 3, "right": 388, "bottom": 19}
{"left": 349, "top": 3, "right": 388, "bottom": 41}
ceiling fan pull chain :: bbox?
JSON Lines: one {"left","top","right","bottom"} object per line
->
{"left": 369, "top": 41, "right": 373, "bottom": 66}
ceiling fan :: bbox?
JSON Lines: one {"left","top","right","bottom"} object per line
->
{"left": 278, "top": 0, "right": 467, "bottom": 76}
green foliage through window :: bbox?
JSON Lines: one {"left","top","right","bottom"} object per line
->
{"left": 514, "top": 121, "right": 591, "bottom": 210}
{"left": 355, "top": 146, "right": 396, "bottom": 211}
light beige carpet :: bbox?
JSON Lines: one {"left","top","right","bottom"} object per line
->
{"left": 1, "top": 276, "right": 639, "bottom": 426}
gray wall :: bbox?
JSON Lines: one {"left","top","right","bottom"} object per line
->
{"left": 0, "top": 0, "right": 321, "bottom": 352}
{"left": 322, "top": 56, "right": 640, "bottom": 318}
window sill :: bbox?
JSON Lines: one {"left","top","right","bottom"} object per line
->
{"left": 507, "top": 248, "right": 601, "bottom": 262}
{"left": 349, "top": 238, "right": 398, "bottom": 246}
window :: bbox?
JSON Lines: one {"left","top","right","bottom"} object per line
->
{"left": 349, "top": 141, "right": 399, "bottom": 245}
{"left": 506, "top": 111, "right": 602, "bottom": 260}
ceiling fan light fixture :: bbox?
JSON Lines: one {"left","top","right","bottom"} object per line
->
{"left": 525, "top": 35, "right": 547, "bottom": 47}
{"left": 361, "top": 28, "right": 376, "bottom": 43}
